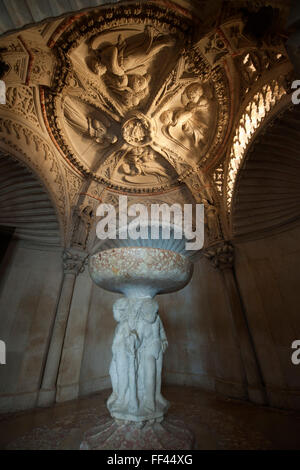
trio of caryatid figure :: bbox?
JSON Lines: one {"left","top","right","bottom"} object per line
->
{"left": 107, "top": 297, "right": 170, "bottom": 422}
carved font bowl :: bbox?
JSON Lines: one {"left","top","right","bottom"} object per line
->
{"left": 89, "top": 247, "right": 193, "bottom": 298}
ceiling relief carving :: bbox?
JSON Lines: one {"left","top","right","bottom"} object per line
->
{"left": 0, "top": 36, "right": 56, "bottom": 88}
{"left": 43, "top": 4, "right": 231, "bottom": 194}
{"left": 0, "top": 1, "right": 294, "bottom": 247}
{"left": 3, "top": 86, "right": 42, "bottom": 129}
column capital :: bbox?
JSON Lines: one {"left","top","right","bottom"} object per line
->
{"left": 203, "top": 240, "right": 234, "bottom": 270}
{"left": 62, "top": 249, "right": 88, "bottom": 275}
{"left": 181, "top": 169, "right": 225, "bottom": 243}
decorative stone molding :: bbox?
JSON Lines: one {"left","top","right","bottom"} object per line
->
{"left": 236, "top": 48, "right": 288, "bottom": 101}
{"left": 212, "top": 162, "right": 225, "bottom": 197}
{"left": 64, "top": 166, "right": 84, "bottom": 208}
{"left": 3, "top": 86, "right": 40, "bottom": 127}
{"left": 225, "top": 76, "right": 287, "bottom": 211}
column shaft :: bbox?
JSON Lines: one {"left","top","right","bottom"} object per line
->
{"left": 55, "top": 269, "right": 92, "bottom": 402}
{"left": 221, "top": 266, "right": 267, "bottom": 405}
{"left": 37, "top": 272, "right": 76, "bottom": 406}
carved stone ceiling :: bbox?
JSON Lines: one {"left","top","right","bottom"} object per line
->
{"left": 0, "top": 0, "right": 294, "bottom": 246}
{"left": 44, "top": 4, "right": 230, "bottom": 193}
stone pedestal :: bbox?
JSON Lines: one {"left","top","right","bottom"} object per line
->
{"left": 80, "top": 296, "right": 194, "bottom": 450}
{"left": 80, "top": 417, "right": 194, "bottom": 450}
{"left": 79, "top": 245, "right": 195, "bottom": 450}
{"left": 107, "top": 297, "right": 169, "bottom": 422}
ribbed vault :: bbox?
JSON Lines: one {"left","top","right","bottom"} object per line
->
{"left": 232, "top": 104, "right": 300, "bottom": 239}
{"left": 0, "top": 154, "right": 61, "bottom": 245}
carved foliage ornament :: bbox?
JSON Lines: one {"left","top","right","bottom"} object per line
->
{"left": 203, "top": 241, "right": 234, "bottom": 270}
{"left": 226, "top": 78, "right": 286, "bottom": 211}
{"left": 43, "top": 4, "right": 231, "bottom": 194}
{"left": 63, "top": 250, "right": 87, "bottom": 275}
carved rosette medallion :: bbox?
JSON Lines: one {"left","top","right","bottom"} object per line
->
{"left": 43, "top": 3, "right": 231, "bottom": 194}
{"left": 122, "top": 113, "right": 153, "bottom": 147}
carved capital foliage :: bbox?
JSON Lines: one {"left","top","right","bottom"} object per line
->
{"left": 181, "top": 169, "right": 227, "bottom": 243}
{"left": 62, "top": 249, "right": 87, "bottom": 275}
{"left": 203, "top": 241, "right": 234, "bottom": 270}
{"left": 2, "top": 86, "right": 41, "bottom": 128}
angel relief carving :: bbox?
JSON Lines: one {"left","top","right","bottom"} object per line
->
{"left": 48, "top": 11, "right": 228, "bottom": 194}
{"left": 87, "top": 25, "right": 175, "bottom": 108}
{"left": 160, "top": 83, "right": 210, "bottom": 151}
{"left": 118, "top": 147, "right": 169, "bottom": 185}
{"left": 61, "top": 74, "right": 213, "bottom": 190}
{"left": 64, "top": 96, "right": 117, "bottom": 148}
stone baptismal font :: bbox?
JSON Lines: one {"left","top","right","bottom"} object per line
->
{"left": 32, "top": 0, "right": 266, "bottom": 449}
{"left": 81, "top": 226, "right": 196, "bottom": 450}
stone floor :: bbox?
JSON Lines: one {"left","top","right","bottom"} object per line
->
{"left": 0, "top": 386, "right": 300, "bottom": 450}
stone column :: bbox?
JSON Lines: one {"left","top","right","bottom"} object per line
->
{"left": 37, "top": 250, "right": 86, "bottom": 407}
{"left": 55, "top": 267, "right": 92, "bottom": 403}
{"left": 204, "top": 241, "right": 267, "bottom": 405}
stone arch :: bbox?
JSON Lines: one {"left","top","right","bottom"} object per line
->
{"left": 225, "top": 74, "right": 291, "bottom": 216}
{"left": 0, "top": 118, "right": 69, "bottom": 245}
{"left": 230, "top": 101, "right": 300, "bottom": 240}
{"left": 0, "top": 152, "right": 62, "bottom": 246}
